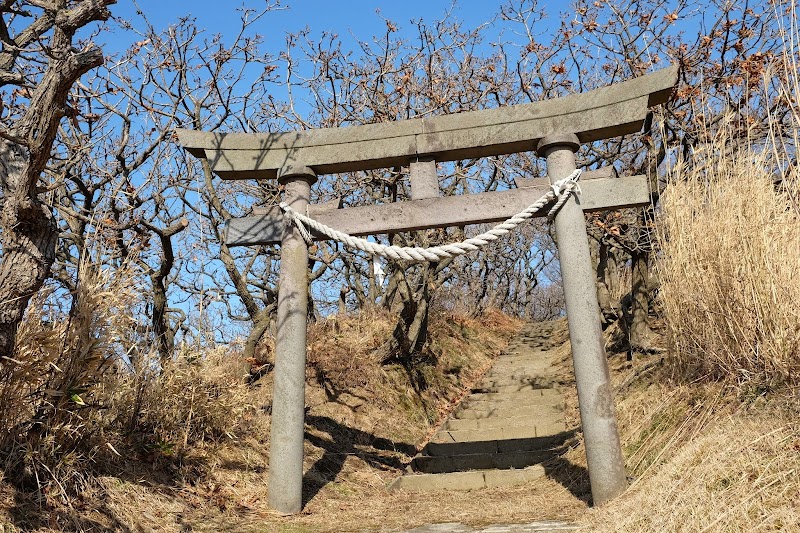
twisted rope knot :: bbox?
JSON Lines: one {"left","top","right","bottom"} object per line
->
{"left": 279, "top": 169, "right": 582, "bottom": 262}
{"left": 281, "top": 202, "right": 314, "bottom": 244}
{"left": 547, "top": 171, "right": 582, "bottom": 223}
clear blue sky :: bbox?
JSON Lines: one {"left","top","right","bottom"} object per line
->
{"left": 110, "top": 1, "right": 518, "bottom": 50}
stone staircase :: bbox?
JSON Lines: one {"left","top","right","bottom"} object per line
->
{"left": 389, "top": 321, "right": 571, "bottom": 491}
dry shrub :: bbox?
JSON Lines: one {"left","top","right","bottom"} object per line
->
{"left": 657, "top": 107, "right": 800, "bottom": 388}
{"left": 0, "top": 256, "right": 258, "bottom": 503}
{"left": 306, "top": 308, "right": 395, "bottom": 393}
{"left": 304, "top": 308, "right": 519, "bottom": 436}
{"left": 0, "top": 261, "right": 141, "bottom": 500}
{"left": 470, "top": 307, "right": 523, "bottom": 334}
{"left": 306, "top": 307, "right": 518, "bottom": 399}
{"left": 427, "top": 308, "right": 520, "bottom": 382}
{"left": 104, "top": 346, "right": 256, "bottom": 454}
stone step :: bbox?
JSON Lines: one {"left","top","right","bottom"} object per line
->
{"left": 500, "top": 344, "right": 546, "bottom": 351}
{"left": 472, "top": 383, "right": 559, "bottom": 395}
{"left": 426, "top": 423, "right": 568, "bottom": 455}
{"left": 492, "top": 354, "right": 550, "bottom": 363}
{"left": 501, "top": 351, "right": 553, "bottom": 358}
{"left": 390, "top": 320, "right": 573, "bottom": 493}
{"left": 484, "top": 372, "right": 551, "bottom": 382}
{"left": 467, "top": 388, "right": 562, "bottom": 401}
{"left": 424, "top": 432, "right": 570, "bottom": 456}
{"left": 478, "top": 377, "right": 554, "bottom": 389}
{"left": 485, "top": 365, "right": 553, "bottom": 376}
{"left": 489, "top": 359, "right": 550, "bottom": 367}
{"left": 489, "top": 357, "right": 550, "bottom": 366}
{"left": 457, "top": 403, "right": 563, "bottom": 417}
{"left": 445, "top": 413, "right": 562, "bottom": 432}
{"left": 457, "top": 399, "right": 564, "bottom": 416}
{"left": 398, "top": 521, "right": 583, "bottom": 532}
{"left": 488, "top": 365, "right": 549, "bottom": 374}
{"left": 388, "top": 465, "right": 545, "bottom": 492}
{"left": 411, "top": 448, "right": 562, "bottom": 473}
{"left": 455, "top": 407, "right": 563, "bottom": 423}
{"left": 508, "top": 340, "right": 558, "bottom": 347}
{"left": 486, "top": 368, "right": 552, "bottom": 378}
{"left": 491, "top": 356, "right": 550, "bottom": 364}
{"left": 463, "top": 403, "right": 561, "bottom": 413}
{"left": 484, "top": 372, "right": 553, "bottom": 384}
{"left": 431, "top": 423, "right": 567, "bottom": 444}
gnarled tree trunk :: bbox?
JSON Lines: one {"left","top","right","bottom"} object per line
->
{"left": 0, "top": 0, "right": 113, "bottom": 356}
{"left": 0, "top": 142, "right": 58, "bottom": 356}
{"left": 629, "top": 248, "right": 656, "bottom": 350}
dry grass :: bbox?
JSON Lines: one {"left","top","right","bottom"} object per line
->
{"left": 3, "top": 297, "right": 797, "bottom": 532}
{"left": 657, "top": 82, "right": 800, "bottom": 389}
{"left": 0, "top": 261, "right": 143, "bottom": 502}
{"left": 102, "top": 346, "right": 258, "bottom": 453}
{"left": 602, "top": 16, "right": 800, "bottom": 532}
{"left": 609, "top": 83, "right": 800, "bottom": 524}
{"left": 540, "top": 318, "right": 800, "bottom": 533}
{"left": 305, "top": 308, "right": 521, "bottom": 441}
{"left": 0, "top": 255, "right": 265, "bottom": 526}
{"left": 588, "top": 380, "right": 800, "bottom": 532}
{"left": 0, "top": 307, "right": 522, "bottom": 532}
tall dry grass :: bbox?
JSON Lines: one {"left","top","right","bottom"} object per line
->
{"left": 598, "top": 19, "right": 800, "bottom": 532}
{"left": 657, "top": 66, "right": 800, "bottom": 390}
{"left": 0, "top": 257, "right": 256, "bottom": 503}
{"left": 102, "top": 346, "right": 257, "bottom": 455}
{"left": 0, "top": 261, "right": 143, "bottom": 496}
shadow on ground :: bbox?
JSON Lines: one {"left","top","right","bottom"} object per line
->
{"left": 543, "top": 455, "right": 592, "bottom": 505}
{"left": 2, "top": 440, "right": 212, "bottom": 532}
{"left": 302, "top": 414, "right": 416, "bottom": 506}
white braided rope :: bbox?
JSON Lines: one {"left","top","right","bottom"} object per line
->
{"left": 280, "top": 169, "right": 582, "bottom": 263}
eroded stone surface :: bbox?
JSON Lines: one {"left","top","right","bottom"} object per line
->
{"left": 390, "top": 320, "right": 573, "bottom": 492}
{"left": 397, "top": 520, "right": 582, "bottom": 532}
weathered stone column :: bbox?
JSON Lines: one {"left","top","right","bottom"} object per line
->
{"left": 538, "top": 134, "right": 627, "bottom": 505}
{"left": 268, "top": 165, "right": 317, "bottom": 514}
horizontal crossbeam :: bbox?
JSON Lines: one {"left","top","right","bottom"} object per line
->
{"left": 177, "top": 66, "right": 677, "bottom": 180}
{"left": 224, "top": 173, "right": 649, "bottom": 246}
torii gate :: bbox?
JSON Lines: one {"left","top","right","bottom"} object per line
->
{"left": 177, "top": 65, "right": 678, "bottom": 514}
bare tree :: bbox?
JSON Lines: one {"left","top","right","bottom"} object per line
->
{"left": 0, "top": 0, "right": 116, "bottom": 356}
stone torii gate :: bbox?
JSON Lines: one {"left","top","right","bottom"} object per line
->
{"left": 177, "top": 65, "right": 678, "bottom": 514}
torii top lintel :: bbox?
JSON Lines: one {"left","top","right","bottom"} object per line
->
{"left": 176, "top": 65, "right": 678, "bottom": 180}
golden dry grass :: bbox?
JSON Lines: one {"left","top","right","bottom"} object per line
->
{"left": 0, "top": 308, "right": 523, "bottom": 532}
{"left": 0, "top": 260, "right": 144, "bottom": 503}
{"left": 599, "top": 23, "right": 800, "bottom": 532}
{"left": 657, "top": 77, "right": 800, "bottom": 390}
{"left": 102, "top": 346, "right": 259, "bottom": 451}
{"left": 2, "top": 301, "right": 797, "bottom": 532}
{"left": 588, "top": 382, "right": 800, "bottom": 532}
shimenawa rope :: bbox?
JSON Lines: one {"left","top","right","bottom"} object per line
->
{"left": 279, "top": 169, "right": 582, "bottom": 263}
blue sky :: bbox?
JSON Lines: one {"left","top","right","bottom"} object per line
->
{"left": 110, "top": 1, "right": 511, "bottom": 46}
{"left": 104, "top": 1, "right": 582, "bottom": 63}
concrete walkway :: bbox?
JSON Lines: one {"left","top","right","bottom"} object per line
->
{"left": 389, "top": 321, "right": 572, "bottom": 492}
{"left": 397, "top": 520, "right": 582, "bottom": 532}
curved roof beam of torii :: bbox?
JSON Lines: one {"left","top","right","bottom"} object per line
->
{"left": 177, "top": 65, "right": 678, "bottom": 180}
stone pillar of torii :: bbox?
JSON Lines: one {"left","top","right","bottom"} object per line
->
{"left": 178, "top": 65, "right": 678, "bottom": 514}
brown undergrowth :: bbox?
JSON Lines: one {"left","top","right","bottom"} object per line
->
{"left": 540, "top": 335, "right": 800, "bottom": 533}
{"left": 2, "top": 302, "right": 797, "bottom": 532}
{"left": 4, "top": 53, "right": 800, "bottom": 529}
{"left": 0, "top": 308, "right": 522, "bottom": 532}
